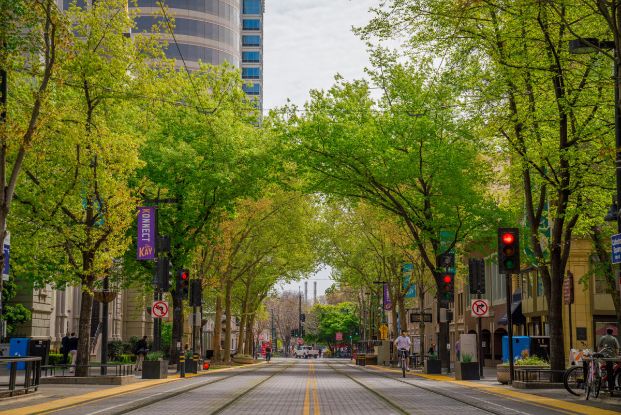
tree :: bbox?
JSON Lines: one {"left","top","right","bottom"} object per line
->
{"left": 358, "top": 0, "right": 614, "bottom": 373}
{"left": 306, "top": 302, "right": 360, "bottom": 351}
{"left": 272, "top": 66, "right": 497, "bottom": 366}
{"left": 13, "top": 0, "right": 155, "bottom": 376}
{"left": 0, "top": 0, "right": 67, "bottom": 333}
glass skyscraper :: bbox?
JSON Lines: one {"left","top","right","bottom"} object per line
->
{"left": 59, "top": 1, "right": 264, "bottom": 109}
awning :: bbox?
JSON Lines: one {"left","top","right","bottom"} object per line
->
{"left": 498, "top": 290, "right": 525, "bottom": 326}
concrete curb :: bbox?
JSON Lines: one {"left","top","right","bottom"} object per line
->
{"left": 3, "top": 361, "right": 266, "bottom": 415}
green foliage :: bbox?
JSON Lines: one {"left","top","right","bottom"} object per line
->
{"left": 111, "top": 354, "right": 136, "bottom": 364}
{"left": 306, "top": 302, "right": 360, "bottom": 344}
{"left": 501, "top": 355, "right": 549, "bottom": 366}
{"left": 145, "top": 351, "right": 164, "bottom": 361}
{"left": 1, "top": 277, "right": 31, "bottom": 335}
{"left": 48, "top": 353, "right": 65, "bottom": 365}
{"left": 461, "top": 353, "right": 473, "bottom": 363}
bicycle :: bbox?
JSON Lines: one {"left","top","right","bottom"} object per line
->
{"left": 585, "top": 352, "right": 605, "bottom": 400}
{"left": 398, "top": 349, "right": 408, "bottom": 378}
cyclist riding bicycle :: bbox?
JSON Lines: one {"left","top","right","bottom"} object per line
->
{"left": 394, "top": 330, "right": 411, "bottom": 371}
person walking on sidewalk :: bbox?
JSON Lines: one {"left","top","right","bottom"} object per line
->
{"left": 265, "top": 345, "right": 272, "bottom": 362}
{"left": 394, "top": 331, "right": 412, "bottom": 371}
{"left": 68, "top": 333, "right": 78, "bottom": 372}
{"left": 134, "top": 336, "right": 148, "bottom": 372}
{"left": 61, "top": 333, "right": 70, "bottom": 365}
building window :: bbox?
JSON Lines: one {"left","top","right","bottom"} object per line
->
{"left": 242, "top": 35, "right": 261, "bottom": 46}
{"left": 243, "top": 19, "right": 261, "bottom": 30}
{"left": 242, "top": 67, "right": 261, "bottom": 79}
{"left": 243, "top": 0, "right": 262, "bottom": 14}
{"left": 243, "top": 84, "right": 261, "bottom": 95}
{"left": 242, "top": 51, "right": 261, "bottom": 63}
{"left": 591, "top": 254, "right": 610, "bottom": 294}
{"left": 536, "top": 273, "right": 543, "bottom": 296}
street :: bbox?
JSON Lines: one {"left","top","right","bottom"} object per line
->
{"left": 5, "top": 359, "right": 615, "bottom": 415}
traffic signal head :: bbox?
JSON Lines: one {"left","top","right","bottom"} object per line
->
{"left": 176, "top": 269, "right": 190, "bottom": 300}
{"left": 439, "top": 272, "right": 454, "bottom": 303}
{"left": 498, "top": 228, "right": 520, "bottom": 274}
{"left": 190, "top": 279, "right": 202, "bottom": 307}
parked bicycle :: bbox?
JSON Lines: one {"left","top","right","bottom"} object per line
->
{"left": 564, "top": 348, "right": 621, "bottom": 399}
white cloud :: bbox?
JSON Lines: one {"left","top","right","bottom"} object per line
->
{"left": 263, "top": 0, "right": 382, "bottom": 112}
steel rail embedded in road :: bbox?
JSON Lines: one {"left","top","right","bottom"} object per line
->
{"left": 48, "top": 362, "right": 289, "bottom": 415}
{"left": 328, "top": 361, "right": 547, "bottom": 415}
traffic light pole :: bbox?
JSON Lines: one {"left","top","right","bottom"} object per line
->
{"left": 506, "top": 273, "right": 514, "bottom": 384}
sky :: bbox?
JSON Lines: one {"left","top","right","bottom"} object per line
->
{"left": 263, "top": 0, "right": 382, "bottom": 111}
{"left": 264, "top": 1, "right": 382, "bottom": 296}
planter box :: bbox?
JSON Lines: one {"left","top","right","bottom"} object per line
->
{"left": 232, "top": 356, "right": 255, "bottom": 364}
{"left": 185, "top": 359, "right": 198, "bottom": 374}
{"left": 496, "top": 364, "right": 549, "bottom": 384}
{"left": 142, "top": 360, "right": 168, "bottom": 379}
{"left": 455, "top": 361, "right": 480, "bottom": 380}
{"left": 424, "top": 359, "right": 442, "bottom": 374}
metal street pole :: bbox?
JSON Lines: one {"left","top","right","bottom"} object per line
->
{"left": 506, "top": 273, "right": 514, "bottom": 384}
{"left": 0, "top": 64, "right": 6, "bottom": 341}
{"left": 100, "top": 276, "right": 109, "bottom": 375}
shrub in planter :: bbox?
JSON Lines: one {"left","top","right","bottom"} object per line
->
{"left": 455, "top": 354, "right": 480, "bottom": 380}
{"left": 496, "top": 355, "right": 549, "bottom": 384}
{"left": 142, "top": 351, "right": 168, "bottom": 379}
{"left": 232, "top": 354, "right": 256, "bottom": 364}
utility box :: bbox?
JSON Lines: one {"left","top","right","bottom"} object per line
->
{"left": 9, "top": 337, "right": 30, "bottom": 369}
{"left": 530, "top": 336, "right": 550, "bottom": 361}
{"left": 29, "top": 339, "right": 50, "bottom": 366}
{"left": 501, "top": 336, "right": 530, "bottom": 363}
{"left": 374, "top": 340, "right": 391, "bottom": 366}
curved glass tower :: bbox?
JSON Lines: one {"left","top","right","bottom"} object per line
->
{"left": 133, "top": 0, "right": 241, "bottom": 69}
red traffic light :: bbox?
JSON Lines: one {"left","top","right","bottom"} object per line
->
{"left": 501, "top": 232, "right": 515, "bottom": 245}
{"left": 181, "top": 271, "right": 188, "bottom": 280}
{"left": 443, "top": 275, "right": 452, "bottom": 284}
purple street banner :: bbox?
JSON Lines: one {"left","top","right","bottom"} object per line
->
{"left": 137, "top": 207, "right": 156, "bottom": 260}
{"left": 383, "top": 283, "right": 392, "bottom": 310}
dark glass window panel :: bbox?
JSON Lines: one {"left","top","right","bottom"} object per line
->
{"left": 243, "top": 83, "right": 261, "bottom": 95}
{"left": 242, "top": 0, "right": 262, "bottom": 14}
{"left": 242, "top": 67, "right": 260, "bottom": 79}
{"left": 136, "top": 0, "right": 239, "bottom": 25}
{"left": 242, "top": 51, "right": 260, "bottom": 63}
{"left": 164, "top": 43, "right": 239, "bottom": 66}
{"left": 242, "top": 19, "right": 261, "bottom": 30}
{"left": 63, "top": 0, "right": 86, "bottom": 9}
{"left": 136, "top": 16, "right": 239, "bottom": 48}
{"left": 242, "top": 35, "right": 260, "bottom": 46}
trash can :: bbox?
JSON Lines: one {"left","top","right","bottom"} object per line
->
{"left": 356, "top": 353, "right": 366, "bottom": 366}
{"left": 9, "top": 338, "right": 30, "bottom": 369}
{"left": 29, "top": 339, "right": 50, "bottom": 366}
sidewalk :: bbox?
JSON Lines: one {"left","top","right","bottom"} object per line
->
{"left": 0, "top": 362, "right": 265, "bottom": 414}
{"left": 368, "top": 364, "right": 621, "bottom": 415}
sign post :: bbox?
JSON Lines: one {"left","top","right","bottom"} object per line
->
{"left": 563, "top": 272, "right": 574, "bottom": 349}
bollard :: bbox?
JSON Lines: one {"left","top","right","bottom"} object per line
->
{"left": 179, "top": 353, "right": 186, "bottom": 378}
{"left": 193, "top": 353, "right": 200, "bottom": 371}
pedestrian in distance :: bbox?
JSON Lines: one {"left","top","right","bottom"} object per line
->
{"left": 68, "top": 332, "right": 78, "bottom": 372}
{"left": 134, "top": 336, "right": 149, "bottom": 372}
{"left": 265, "top": 344, "right": 272, "bottom": 362}
{"left": 428, "top": 343, "right": 436, "bottom": 356}
{"left": 61, "top": 333, "right": 70, "bottom": 365}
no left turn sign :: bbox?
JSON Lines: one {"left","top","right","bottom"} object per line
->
{"left": 471, "top": 299, "right": 489, "bottom": 318}
{"left": 152, "top": 300, "right": 169, "bottom": 318}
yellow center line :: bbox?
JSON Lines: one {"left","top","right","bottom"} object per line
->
{"left": 367, "top": 365, "right": 620, "bottom": 415}
{"left": 312, "top": 365, "right": 320, "bottom": 415}
{"left": 303, "top": 363, "right": 311, "bottom": 415}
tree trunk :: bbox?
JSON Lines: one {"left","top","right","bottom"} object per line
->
{"left": 223, "top": 279, "right": 233, "bottom": 363}
{"left": 212, "top": 293, "right": 222, "bottom": 363}
{"left": 390, "top": 301, "right": 398, "bottom": 339}
{"left": 237, "top": 283, "right": 251, "bottom": 354}
{"left": 75, "top": 285, "right": 94, "bottom": 377}
{"left": 398, "top": 295, "right": 407, "bottom": 334}
{"left": 245, "top": 314, "right": 254, "bottom": 355}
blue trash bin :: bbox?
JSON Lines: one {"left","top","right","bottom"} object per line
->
{"left": 502, "top": 336, "right": 530, "bottom": 363}
{"left": 9, "top": 338, "right": 30, "bottom": 370}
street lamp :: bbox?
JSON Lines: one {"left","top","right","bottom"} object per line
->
{"left": 569, "top": 38, "right": 618, "bottom": 231}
